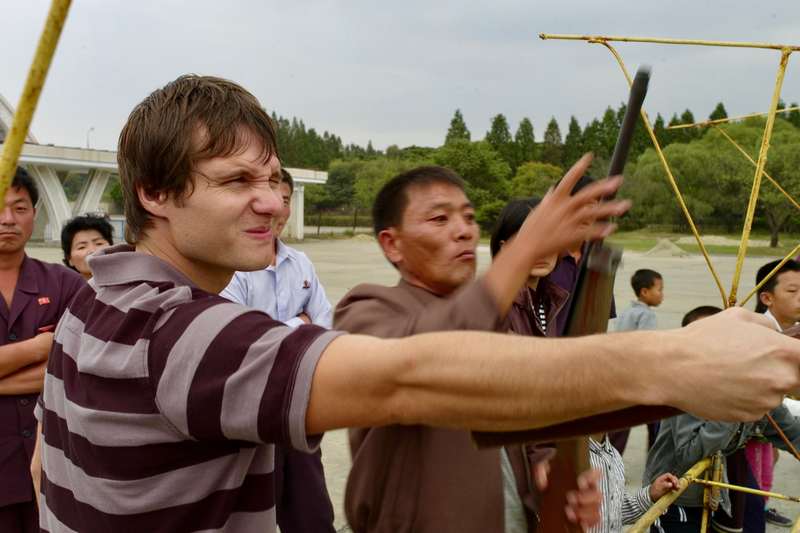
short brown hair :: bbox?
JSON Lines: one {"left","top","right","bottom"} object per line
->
{"left": 117, "top": 75, "right": 278, "bottom": 242}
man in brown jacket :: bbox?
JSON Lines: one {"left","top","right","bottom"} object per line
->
{"left": 335, "top": 160, "right": 609, "bottom": 532}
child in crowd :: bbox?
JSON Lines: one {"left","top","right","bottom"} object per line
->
{"left": 611, "top": 269, "right": 665, "bottom": 454}
{"left": 491, "top": 200, "right": 679, "bottom": 532}
{"left": 748, "top": 259, "right": 800, "bottom": 528}
{"left": 616, "top": 269, "right": 664, "bottom": 331}
{"left": 644, "top": 305, "right": 800, "bottom": 533}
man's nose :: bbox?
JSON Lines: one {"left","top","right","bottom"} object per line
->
{"left": 253, "top": 186, "right": 282, "bottom": 215}
{"left": 0, "top": 207, "right": 15, "bottom": 225}
{"left": 454, "top": 216, "right": 473, "bottom": 240}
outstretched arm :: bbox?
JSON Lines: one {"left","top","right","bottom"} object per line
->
{"left": 308, "top": 307, "right": 800, "bottom": 434}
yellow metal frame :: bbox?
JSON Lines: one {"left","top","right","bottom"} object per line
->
{"left": 629, "top": 457, "right": 800, "bottom": 531}
{"left": 540, "top": 33, "right": 797, "bottom": 307}
{"left": 0, "top": 0, "right": 72, "bottom": 209}
{"left": 540, "top": 32, "right": 800, "bottom": 531}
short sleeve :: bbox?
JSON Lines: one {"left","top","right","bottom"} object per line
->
{"left": 150, "top": 297, "right": 343, "bottom": 451}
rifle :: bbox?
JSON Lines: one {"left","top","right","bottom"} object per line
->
{"left": 474, "top": 67, "right": 653, "bottom": 532}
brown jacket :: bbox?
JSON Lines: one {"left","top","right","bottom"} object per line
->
{"left": 505, "top": 280, "right": 570, "bottom": 339}
{"left": 334, "top": 279, "right": 507, "bottom": 533}
{"left": 501, "top": 280, "right": 570, "bottom": 530}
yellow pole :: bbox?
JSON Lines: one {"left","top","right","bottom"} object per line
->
{"left": 668, "top": 106, "right": 800, "bottom": 130}
{"left": 792, "top": 515, "right": 800, "bottom": 533}
{"left": 539, "top": 33, "right": 800, "bottom": 51}
{"left": 628, "top": 458, "right": 713, "bottom": 533}
{"left": 700, "top": 469, "right": 711, "bottom": 533}
{"left": 594, "top": 40, "right": 728, "bottom": 305}
{"left": 688, "top": 477, "right": 800, "bottom": 503}
{"left": 739, "top": 242, "right": 800, "bottom": 306}
{"left": 729, "top": 49, "right": 792, "bottom": 306}
{"left": 712, "top": 126, "right": 800, "bottom": 213}
{"left": 0, "top": 0, "right": 72, "bottom": 209}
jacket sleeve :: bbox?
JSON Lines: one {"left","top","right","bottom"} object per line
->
{"left": 764, "top": 403, "right": 800, "bottom": 452}
{"left": 334, "top": 279, "right": 503, "bottom": 337}
{"left": 622, "top": 486, "right": 653, "bottom": 525}
{"left": 672, "top": 414, "right": 742, "bottom": 472}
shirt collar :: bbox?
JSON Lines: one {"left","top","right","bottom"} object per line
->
{"left": 762, "top": 309, "right": 797, "bottom": 331}
{"left": 271, "top": 239, "right": 294, "bottom": 269}
{"left": 631, "top": 300, "right": 649, "bottom": 308}
{"left": 89, "top": 244, "right": 197, "bottom": 288}
{"left": 16, "top": 255, "right": 39, "bottom": 294}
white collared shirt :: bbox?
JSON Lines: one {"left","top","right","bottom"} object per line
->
{"left": 222, "top": 240, "right": 333, "bottom": 328}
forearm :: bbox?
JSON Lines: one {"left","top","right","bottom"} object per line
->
{"left": 0, "top": 361, "right": 47, "bottom": 395}
{"left": 0, "top": 340, "right": 43, "bottom": 378}
{"left": 307, "top": 329, "right": 671, "bottom": 434}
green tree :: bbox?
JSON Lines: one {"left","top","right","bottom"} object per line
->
{"left": 540, "top": 117, "right": 563, "bottom": 167}
{"left": 509, "top": 162, "right": 564, "bottom": 198}
{"left": 304, "top": 184, "right": 333, "bottom": 235}
{"left": 513, "top": 118, "right": 537, "bottom": 167}
{"left": 445, "top": 109, "right": 471, "bottom": 144}
{"left": 679, "top": 109, "right": 699, "bottom": 142}
{"left": 598, "top": 106, "right": 620, "bottom": 158}
{"left": 485, "top": 114, "right": 516, "bottom": 170}
{"left": 709, "top": 102, "right": 728, "bottom": 121}
{"left": 788, "top": 102, "right": 800, "bottom": 128}
{"left": 434, "top": 140, "right": 511, "bottom": 228}
{"left": 653, "top": 113, "right": 668, "bottom": 145}
{"left": 562, "top": 116, "right": 583, "bottom": 168}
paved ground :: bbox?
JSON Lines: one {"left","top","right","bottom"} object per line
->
{"left": 27, "top": 240, "right": 800, "bottom": 530}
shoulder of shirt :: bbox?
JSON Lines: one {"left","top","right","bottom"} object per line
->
{"left": 26, "top": 257, "right": 86, "bottom": 287}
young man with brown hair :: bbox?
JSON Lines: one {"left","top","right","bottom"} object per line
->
{"left": 34, "top": 75, "right": 800, "bottom": 533}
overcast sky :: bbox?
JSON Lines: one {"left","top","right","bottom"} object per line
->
{"left": 3, "top": 1, "right": 800, "bottom": 152}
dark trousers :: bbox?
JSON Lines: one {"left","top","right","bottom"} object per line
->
{"left": 0, "top": 500, "right": 38, "bottom": 533}
{"left": 610, "top": 421, "right": 661, "bottom": 455}
{"left": 273, "top": 446, "right": 336, "bottom": 533}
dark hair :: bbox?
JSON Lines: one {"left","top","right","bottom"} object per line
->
{"left": 631, "top": 269, "right": 662, "bottom": 297}
{"left": 755, "top": 259, "right": 800, "bottom": 313}
{"left": 372, "top": 166, "right": 465, "bottom": 235}
{"left": 118, "top": 74, "right": 278, "bottom": 243}
{"left": 681, "top": 305, "right": 722, "bottom": 327}
{"left": 281, "top": 168, "right": 294, "bottom": 194}
{"left": 11, "top": 167, "right": 39, "bottom": 207}
{"left": 489, "top": 197, "right": 542, "bottom": 257}
{"left": 60, "top": 214, "right": 115, "bottom": 268}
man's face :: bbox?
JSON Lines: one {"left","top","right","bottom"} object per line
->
{"left": 761, "top": 270, "right": 800, "bottom": 326}
{"left": 158, "top": 129, "right": 283, "bottom": 281}
{"left": 381, "top": 182, "right": 479, "bottom": 296}
{"left": 273, "top": 181, "right": 292, "bottom": 237}
{"left": 0, "top": 186, "right": 35, "bottom": 255}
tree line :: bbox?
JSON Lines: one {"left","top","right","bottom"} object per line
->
{"left": 274, "top": 101, "right": 800, "bottom": 245}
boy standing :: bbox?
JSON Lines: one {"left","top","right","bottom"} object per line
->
{"left": 611, "top": 269, "right": 665, "bottom": 453}
{"left": 751, "top": 259, "right": 800, "bottom": 528}
{"left": 616, "top": 269, "right": 664, "bottom": 332}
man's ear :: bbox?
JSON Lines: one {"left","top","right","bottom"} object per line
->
{"left": 759, "top": 291, "right": 774, "bottom": 308}
{"left": 378, "top": 228, "right": 403, "bottom": 265}
{"left": 137, "top": 185, "right": 170, "bottom": 219}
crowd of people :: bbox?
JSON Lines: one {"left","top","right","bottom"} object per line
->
{"left": 0, "top": 75, "right": 799, "bottom": 533}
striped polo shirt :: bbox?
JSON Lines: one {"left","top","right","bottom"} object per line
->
{"left": 36, "top": 244, "right": 341, "bottom": 533}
